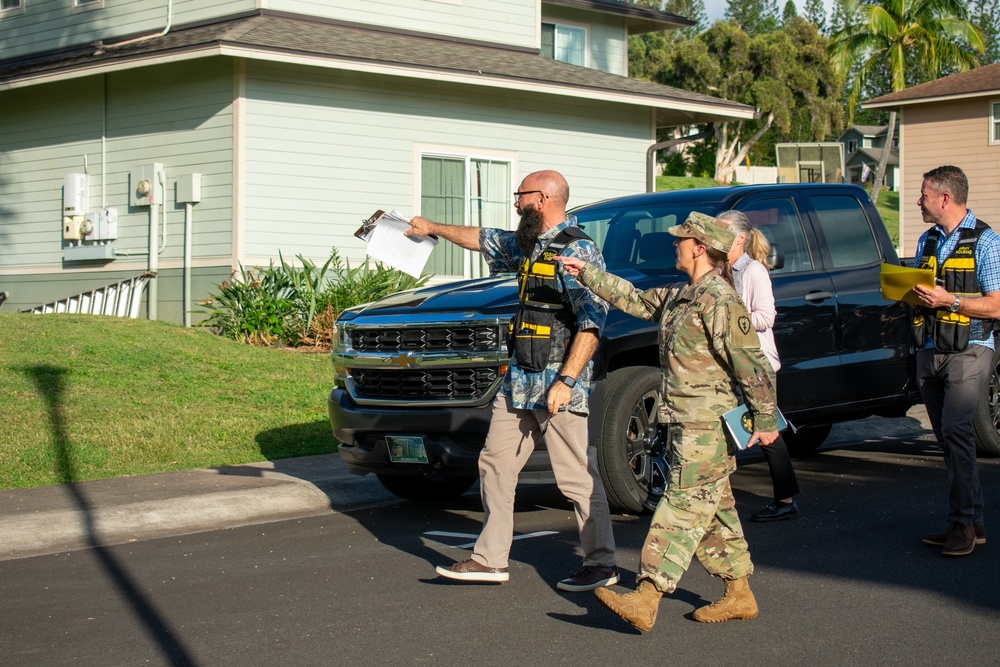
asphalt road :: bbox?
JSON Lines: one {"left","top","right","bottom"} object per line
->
{"left": 2, "top": 411, "right": 999, "bottom": 666}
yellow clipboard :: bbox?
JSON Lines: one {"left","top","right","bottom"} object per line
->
{"left": 880, "top": 263, "right": 935, "bottom": 305}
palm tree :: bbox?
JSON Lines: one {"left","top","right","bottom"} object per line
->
{"left": 829, "top": 0, "right": 984, "bottom": 204}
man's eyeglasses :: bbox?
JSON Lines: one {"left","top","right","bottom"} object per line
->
{"left": 513, "top": 190, "right": 545, "bottom": 203}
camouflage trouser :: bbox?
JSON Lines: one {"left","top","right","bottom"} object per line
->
{"left": 638, "top": 424, "right": 753, "bottom": 593}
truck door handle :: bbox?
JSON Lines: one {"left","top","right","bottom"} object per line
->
{"left": 804, "top": 291, "right": 834, "bottom": 302}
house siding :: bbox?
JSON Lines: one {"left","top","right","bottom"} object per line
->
{"left": 0, "top": 59, "right": 237, "bottom": 317}
{"left": 0, "top": 0, "right": 253, "bottom": 60}
{"left": 898, "top": 101, "right": 1000, "bottom": 256}
{"left": 270, "top": 0, "right": 536, "bottom": 49}
{"left": 542, "top": 5, "right": 627, "bottom": 75}
{"left": 241, "top": 61, "right": 651, "bottom": 266}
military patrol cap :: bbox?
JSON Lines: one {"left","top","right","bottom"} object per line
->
{"left": 668, "top": 211, "right": 735, "bottom": 253}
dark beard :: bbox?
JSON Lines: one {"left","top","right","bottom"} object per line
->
{"left": 515, "top": 206, "right": 545, "bottom": 255}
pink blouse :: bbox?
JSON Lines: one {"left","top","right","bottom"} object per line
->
{"left": 732, "top": 253, "right": 780, "bottom": 372}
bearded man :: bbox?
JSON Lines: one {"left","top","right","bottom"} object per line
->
{"left": 407, "top": 170, "right": 618, "bottom": 591}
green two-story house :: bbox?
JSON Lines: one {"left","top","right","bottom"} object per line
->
{"left": 0, "top": 0, "right": 753, "bottom": 323}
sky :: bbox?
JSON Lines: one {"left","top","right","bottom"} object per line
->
{"left": 703, "top": 0, "right": 836, "bottom": 24}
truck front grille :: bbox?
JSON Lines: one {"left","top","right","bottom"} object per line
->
{"left": 352, "top": 367, "right": 499, "bottom": 400}
{"left": 351, "top": 325, "right": 499, "bottom": 353}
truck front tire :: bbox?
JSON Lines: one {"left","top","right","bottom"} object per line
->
{"left": 973, "top": 345, "right": 1000, "bottom": 457}
{"left": 597, "top": 367, "right": 666, "bottom": 514}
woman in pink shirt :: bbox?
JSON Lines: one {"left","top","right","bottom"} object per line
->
{"left": 718, "top": 210, "right": 801, "bottom": 522}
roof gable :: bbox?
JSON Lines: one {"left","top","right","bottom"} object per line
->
{"left": 0, "top": 12, "right": 753, "bottom": 127}
{"left": 865, "top": 61, "right": 1000, "bottom": 108}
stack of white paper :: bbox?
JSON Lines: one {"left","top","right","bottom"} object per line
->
{"left": 364, "top": 210, "right": 438, "bottom": 278}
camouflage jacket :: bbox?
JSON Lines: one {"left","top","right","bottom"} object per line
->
{"left": 578, "top": 265, "right": 778, "bottom": 431}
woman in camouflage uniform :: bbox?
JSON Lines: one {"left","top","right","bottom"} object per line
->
{"left": 556, "top": 211, "right": 779, "bottom": 633}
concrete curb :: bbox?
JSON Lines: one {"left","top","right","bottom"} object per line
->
{"left": 1, "top": 481, "right": 335, "bottom": 561}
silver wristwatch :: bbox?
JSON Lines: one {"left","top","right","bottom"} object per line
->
{"left": 948, "top": 296, "right": 961, "bottom": 313}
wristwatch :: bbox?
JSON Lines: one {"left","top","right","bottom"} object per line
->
{"left": 948, "top": 296, "right": 962, "bottom": 313}
{"left": 558, "top": 374, "right": 577, "bottom": 388}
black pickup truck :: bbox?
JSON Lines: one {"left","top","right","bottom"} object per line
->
{"left": 328, "top": 183, "right": 1000, "bottom": 513}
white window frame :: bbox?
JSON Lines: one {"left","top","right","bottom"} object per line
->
{"left": 541, "top": 20, "right": 589, "bottom": 68}
{"left": 991, "top": 100, "right": 1000, "bottom": 146}
{"left": 73, "top": 0, "right": 102, "bottom": 11}
{"left": 0, "top": 0, "right": 24, "bottom": 17}
{"left": 414, "top": 144, "right": 518, "bottom": 280}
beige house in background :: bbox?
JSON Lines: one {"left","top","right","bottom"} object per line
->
{"left": 864, "top": 62, "right": 1000, "bottom": 257}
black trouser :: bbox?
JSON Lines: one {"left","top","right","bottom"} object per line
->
{"left": 760, "top": 434, "right": 800, "bottom": 500}
{"left": 916, "top": 345, "right": 990, "bottom": 526}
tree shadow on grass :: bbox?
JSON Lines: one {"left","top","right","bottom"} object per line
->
{"left": 22, "top": 363, "right": 199, "bottom": 667}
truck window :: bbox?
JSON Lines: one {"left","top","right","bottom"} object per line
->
{"left": 740, "top": 198, "right": 813, "bottom": 274}
{"left": 810, "top": 195, "right": 882, "bottom": 268}
{"left": 576, "top": 205, "right": 720, "bottom": 274}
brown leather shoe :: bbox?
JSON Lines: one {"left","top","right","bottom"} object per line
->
{"left": 922, "top": 524, "right": 986, "bottom": 547}
{"left": 435, "top": 558, "right": 509, "bottom": 582}
{"left": 557, "top": 565, "right": 619, "bottom": 592}
{"left": 941, "top": 523, "right": 977, "bottom": 557}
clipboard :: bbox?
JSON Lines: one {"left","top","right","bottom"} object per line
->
{"left": 879, "top": 263, "right": 935, "bottom": 305}
{"left": 354, "top": 209, "right": 385, "bottom": 241}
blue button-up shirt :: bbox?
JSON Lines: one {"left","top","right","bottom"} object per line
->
{"left": 914, "top": 208, "right": 1000, "bottom": 350}
{"left": 479, "top": 218, "right": 608, "bottom": 413}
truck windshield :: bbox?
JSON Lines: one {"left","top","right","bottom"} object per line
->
{"left": 573, "top": 203, "right": 723, "bottom": 275}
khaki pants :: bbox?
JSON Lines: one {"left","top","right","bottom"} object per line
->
{"left": 471, "top": 395, "right": 616, "bottom": 569}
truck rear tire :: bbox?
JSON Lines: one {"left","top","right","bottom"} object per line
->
{"left": 376, "top": 473, "right": 477, "bottom": 502}
{"left": 973, "top": 345, "right": 1000, "bottom": 457}
{"left": 597, "top": 367, "right": 666, "bottom": 515}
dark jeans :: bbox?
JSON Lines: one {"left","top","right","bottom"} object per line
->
{"left": 760, "top": 434, "right": 800, "bottom": 500}
{"left": 916, "top": 345, "right": 991, "bottom": 526}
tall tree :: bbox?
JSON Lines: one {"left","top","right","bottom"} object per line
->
{"left": 969, "top": 0, "right": 1000, "bottom": 63}
{"left": 829, "top": 0, "right": 985, "bottom": 204}
{"left": 829, "top": 0, "right": 857, "bottom": 35}
{"left": 665, "top": 0, "right": 709, "bottom": 39}
{"left": 803, "top": 0, "right": 828, "bottom": 33}
{"left": 783, "top": 0, "right": 798, "bottom": 23}
{"left": 656, "top": 18, "right": 844, "bottom": 182}
{"left": 725, "top": 0, "right": 780, "bottom": 36}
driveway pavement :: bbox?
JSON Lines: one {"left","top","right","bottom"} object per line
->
{"left": 0, "top": 406, "right": 935, "bottom": 561}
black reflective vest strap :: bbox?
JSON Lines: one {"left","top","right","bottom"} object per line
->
{"left": 913, "top": 219, "right": 991, "bottom": 352}
{"left": 509, "top": 226, "right": 592, "bottom": 372}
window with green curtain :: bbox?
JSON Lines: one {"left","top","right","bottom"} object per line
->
{"left": 421, "top": 155, "right": 511, "bottom": 278}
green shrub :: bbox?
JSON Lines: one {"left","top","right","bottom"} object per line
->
{"left": 197, "top": 262, "right": 296, "bottom": 345}
{"left": 199, "top": 247, "right": 429, "bottom": 348}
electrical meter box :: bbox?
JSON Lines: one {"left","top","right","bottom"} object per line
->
{"left": 64, "top": 173, "right": 90, "bottom": 216}
{"left": 85, "top": 207, "right": 119, "bottom": 240}
{"left": 130, "top": 163, "right": 163, "bottom": 206}
{"left": 63, "top": 215, "right": 84, "bottom": 240}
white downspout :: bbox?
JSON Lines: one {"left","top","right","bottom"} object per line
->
{"left": 149, "top": 198, "right": 159, "bottom": 321}
{"left": 148, "top": 166, "right": 166, "bottom": 321}
{"left": 94, "top": 0, "right": 172, "bottom": 52}
{"left": 184, "top": 202, "right": 193, "bottom": 327}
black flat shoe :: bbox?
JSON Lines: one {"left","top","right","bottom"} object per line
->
{"left": 751, "top": 500, "right": 798, "bottom": 522}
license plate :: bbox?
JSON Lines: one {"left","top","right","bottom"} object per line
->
{"left": 386, "top": 435, "right": 429, "bottom": 464}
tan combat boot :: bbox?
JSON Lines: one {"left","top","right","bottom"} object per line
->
{"left": 594, "top": 580, "right": 663, "bottom": 632}
{"left": 693, "top": 576, "right": 759, "bottom": 623}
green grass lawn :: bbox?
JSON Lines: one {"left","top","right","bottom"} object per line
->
{"left": 0, "top": 313, "right": 337, "bottom": 489}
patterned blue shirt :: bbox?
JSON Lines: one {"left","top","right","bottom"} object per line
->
{"left": 914, "top": 208, "right": 1000, "bottom": 350}
{"left": 480, "top": 218, "right": 608, "bottom": 413}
